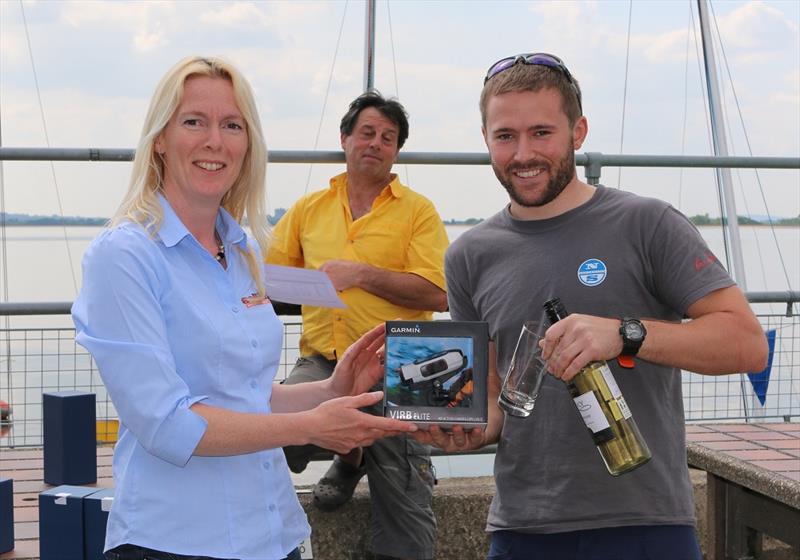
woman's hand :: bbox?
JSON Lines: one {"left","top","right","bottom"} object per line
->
{"left": 302, "top": 390, "right": 416, "bottom": 454}
{"left": 327, "top": 323, "right": 386, "bottom": 398}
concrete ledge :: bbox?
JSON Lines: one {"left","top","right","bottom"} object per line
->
{"left": 688, "top": 441, "right": 800, "bottom": 559}
{"left": 299, "top": 470, "right": 797, "bottom": 560}
{"left": 298, "top": 476, "right": 493, "bottom": 560}
{"left": 687, "top": 441, "right": 800, "bottom": 510}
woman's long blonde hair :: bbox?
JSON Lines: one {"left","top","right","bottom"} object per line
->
{"left": 112, "top": 56, "right": 269, "bottom": 295}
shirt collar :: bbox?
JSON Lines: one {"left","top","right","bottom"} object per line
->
{"left": 329, "top": 172, "right": 407, "bottom": 199}
{"left": 156, "top": 193, "right": 247, "bottom": 249}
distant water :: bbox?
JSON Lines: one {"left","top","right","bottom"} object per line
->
{"left": 1, "top": 224, "right": 797, "bottom": 305}
{"left": 0, "top": 224, "right": 798, "bottom": 455}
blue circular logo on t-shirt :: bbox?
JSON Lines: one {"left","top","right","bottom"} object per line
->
{"left": 577, "top": 258, "right": 607, "bottom": 286}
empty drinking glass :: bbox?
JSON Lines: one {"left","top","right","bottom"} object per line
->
{"left": 498, "top": 321, "right": 548, "bottom": 417}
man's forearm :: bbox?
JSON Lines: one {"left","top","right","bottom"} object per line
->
{"left": 640, "top": 287, "right": 767, "bottom": 375}
{"left": 357, "top": 264, "right": 447, "bottom": 311}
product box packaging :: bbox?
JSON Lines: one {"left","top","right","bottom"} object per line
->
{"left": 43, "top": 390, "right": 97, "bottom": 485}
{"left": 84, "top": 487, "right": 114, "bottom": 560}
{"left": 39, "top": 485, "right": 97, "bottom": 560}
{"left": 383, "top": 320, "right": 489, "bottom": 429}
{"left": 0, "top": 478, "right": 13, "bottom": 553}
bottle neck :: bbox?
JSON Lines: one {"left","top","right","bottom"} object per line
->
{"left": 544, "top": 298, "right": 569, "bottom": 325}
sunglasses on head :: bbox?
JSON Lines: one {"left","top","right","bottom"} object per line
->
{"left": 484, "top": 52, "right": 582, "bottom": 113}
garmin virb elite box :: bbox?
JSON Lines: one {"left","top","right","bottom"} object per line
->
{"left": 383, "top": 320, "right": 489, "bottom": 429}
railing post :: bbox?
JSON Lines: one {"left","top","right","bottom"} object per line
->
{"left": 584, "top": 152, "right": 603, "bottom": 185}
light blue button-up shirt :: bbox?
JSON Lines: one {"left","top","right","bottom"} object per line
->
{"left": 72, "top": 195, "right": 310, "bottom": 559}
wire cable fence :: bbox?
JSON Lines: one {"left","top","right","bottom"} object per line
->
{"left": 0, "top": 302, "right": 797, "bottom": 449}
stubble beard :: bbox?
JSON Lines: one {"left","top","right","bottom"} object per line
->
{"left": 494, "top": 147, "right": 576, "bottom": 208}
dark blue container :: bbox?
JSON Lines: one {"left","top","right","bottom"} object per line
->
{"left": 0, "top": 477, "right": 13, "bottom": 553}
{"left": 43, "top": 391, "right": 97, "bottom": 485}
{"left": 83, "top": 487, "right": 114, "bottom": 560}
{"left": 39, "top": 485, "right": 97, "bottom": 560}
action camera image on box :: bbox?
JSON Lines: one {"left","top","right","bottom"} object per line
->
{"left": 384, "top": 320, "right": 489, "bottom": 429}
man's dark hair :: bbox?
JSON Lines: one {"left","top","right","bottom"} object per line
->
{"left": 340, "top": 90, "right": 409, "bottom": 149}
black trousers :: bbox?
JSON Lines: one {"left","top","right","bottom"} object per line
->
{"left": 105, "top": 543, "right": 301, "bottom": 560}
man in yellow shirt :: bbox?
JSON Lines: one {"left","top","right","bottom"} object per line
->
{"left": 267, "top": 91, "right": 448, "bottom": 560}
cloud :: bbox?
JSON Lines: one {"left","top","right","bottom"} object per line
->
{"left": 61, "top": 0, "right": 173, "bottom": 27}
{"left": 0, "top": 17, "right": 25, "bottom": 66}
{"left": 718, "top": 0, "right": 798, "bottom": 50}
{"left": 60, "top": 0, "right": 176, "bottom": 53}
{"left": 1, "top": 0, "right": 797, "bottom": 223}
{"left": 133, "top": 28, "right": 165, "bottom": 52}
{"left": 199, "top": 2, "right": 270, "bottom": 27}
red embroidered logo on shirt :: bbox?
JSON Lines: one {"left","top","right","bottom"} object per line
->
{"left": 241, "top": 293, "right": 271, "bottom": 308}
{"left": 694, "top": 252, "right": 718, "bottom": 271}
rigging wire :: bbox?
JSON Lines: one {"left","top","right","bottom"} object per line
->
{"left": 712, "top": 39, "right": 771, "bottom": 296}
{"left": 387, "top": 1, "right": 401, "bottom": 99}
{"left": 677, "top": 1, "right": 694, "bottom": 211}
{"left": 709, "top": 0, "right": 793, "bottom": 293}
{"left": 386, "top": 0, "right": 411, "bottom": 186}
{"left": 0, "top": 60, "right": 12, "bottom": 409}
{"left": 303, "top": 0, "right": 349, "bottom": 196}
{"left": 691, "top": 1, "right": 734, "bottom": 276}
{"left": 0, "top": 76, "right": 8, "bottom": 311}
{"left": 19, "top": 0, "right": 79, "bottom": 295}
{"left": 616, "top": 0, "right": 633, "bottom": 188}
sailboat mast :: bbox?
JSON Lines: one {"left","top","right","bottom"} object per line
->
{"left": 363, "top": 0, "right": 376, "bottom": 92}
{"left": 697, "top": 0, "right": 747, "bottom": 288}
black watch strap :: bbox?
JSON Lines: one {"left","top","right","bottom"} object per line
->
{"left": 620, "top": 318, "right": 646, "bottom": 356}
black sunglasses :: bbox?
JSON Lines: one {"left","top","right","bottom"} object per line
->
{"left": 484, "top": 53, "right": 582, "bottom": 113}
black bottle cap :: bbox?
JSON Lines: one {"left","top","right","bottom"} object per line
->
{"left": 543, "top": 297, "right": 569, "bottom": 324}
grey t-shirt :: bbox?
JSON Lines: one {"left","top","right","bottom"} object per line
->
{"left": 445, "top": 185, "right": 734, "bottom": 533}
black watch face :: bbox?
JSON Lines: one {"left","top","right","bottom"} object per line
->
{"left": 624, "top": 321, "right": 644, "bottom": 340}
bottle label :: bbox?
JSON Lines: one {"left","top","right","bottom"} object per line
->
{"left": 598, "top": 363, "right": 633, "bottom": 420}
{"left": 599, "top": 364, "right": 622, "bottom": 397}
{"left": 617, "top": 396, "right": 633, "bottom": 419}
{"left": 572, "top": 391, "right": 610, "bottom": 434}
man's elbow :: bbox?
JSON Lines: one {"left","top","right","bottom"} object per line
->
{"left": 743, "top": 332, "right": 770, "bottom": 373}
{"left": 432, "top": 291, "right": 448, "bottom": 312}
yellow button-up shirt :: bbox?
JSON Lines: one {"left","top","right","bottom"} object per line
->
{"left": 267, "top": 172, "right": 448, "bottom": 360}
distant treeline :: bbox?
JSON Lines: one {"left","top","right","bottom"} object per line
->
{"left": 2, "top": 211, "right": 798, "bottom": 227}
{"left": 446, "top": 214, "right": 800, "bottom": 226}
{"left": 1, "top": 212, "right": 107, "bottom": 226}
{"left": 687, "top": 213, "right": 800, "bottom": 226}
{"left": 2, "top": 209, "right": 289, "bottom": 227}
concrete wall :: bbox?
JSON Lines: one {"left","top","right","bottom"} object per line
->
{"left": 298, "top": 469, "right": 797, "bottom": 560}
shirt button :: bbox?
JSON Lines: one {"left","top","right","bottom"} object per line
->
{"left": 250, "top": 380, "right": 258, "bottom": 389}
{"left": 263, "top": 462, "right": 270, "bottom": 470}
{"left": 251, "top": 339, "right": 258, "bottom": 348}
{"left": 268, "top": 504, "right": 276, "bottom": 512}
{"left": 232, "top": 306, "right": 240, "bottom": 313}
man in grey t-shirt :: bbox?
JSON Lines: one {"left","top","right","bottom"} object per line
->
{"left": 415, "top": 53, "right": 768, "bottom": 560}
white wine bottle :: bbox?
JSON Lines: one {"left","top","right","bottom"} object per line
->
{"left": 543, "top": 298, "right": 651, "bottom": 476}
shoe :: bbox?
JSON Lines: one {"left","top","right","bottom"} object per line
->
{"left": 312, "top": 456, "right": 367, "bottom": 511}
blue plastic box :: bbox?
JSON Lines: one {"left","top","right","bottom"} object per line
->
{"left": 43, "top": 391, "right": 97, "bottom": 485}
{"left": 39, "top": 485, "right": 97, "bottom": 560}
{"left": 83, "top": 487, "right": 114, "bottom": 560}
{"left": 0, "top": 478, "right": 13, "bottom": 553}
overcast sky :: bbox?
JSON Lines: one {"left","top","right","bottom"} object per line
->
{"left": 1, "top": 0, "right": 798, "bottom": 222}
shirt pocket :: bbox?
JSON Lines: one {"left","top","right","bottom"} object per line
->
{"left": 351, "top": 219, "right": 408, "bottom": 270}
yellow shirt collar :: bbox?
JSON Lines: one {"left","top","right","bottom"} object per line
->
{"left": 329, "top": 171, "right": 406, "bottom": 200}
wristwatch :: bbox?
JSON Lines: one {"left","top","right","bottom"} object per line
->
{"left": 619, "top": 318, "right": 647, "bottom": 356}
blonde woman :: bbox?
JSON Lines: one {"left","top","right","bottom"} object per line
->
{"left": 72, "top": 56, "right": 415, "bottom": 560}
